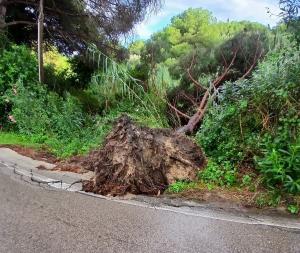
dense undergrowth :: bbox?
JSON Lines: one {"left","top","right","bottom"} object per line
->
{"left": 0, "top": 37, "right": 167, "bottom": 158}
{"left": 166, "top": 36, "right": 300, "bottom": 213}
{"left": 0, "top": 8, "right": 299, "bottom": 213}
{"left": 196, "top": 38, "right": 300, "bottom": 195}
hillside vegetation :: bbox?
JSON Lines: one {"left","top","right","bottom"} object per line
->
{"left": 0, "top": 6, "right": 299, "bottom": 212}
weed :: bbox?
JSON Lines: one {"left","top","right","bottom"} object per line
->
{"left": 242, "top": 175, "right": 252, "bottom": 187}
{"left": 198, "top": 160, "right": 237, "bottom": 187}
{"left": 255, "top": 191, "right": 282, "bottom": 208}
{"left": 287, "top": 204, "right": 300, "bottom": 215}
{"left": 168, "top": 181, "right": 195, "bottom": 193}
{"left": 255, "top": 194, "right": 268, "bottom": 208}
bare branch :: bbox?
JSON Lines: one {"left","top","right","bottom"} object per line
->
{"left": 177, "top": 47, "right": 240, "bottom": 134}
{"left": 187, "top": 54, "right": 207, "bottom": 90}
{"left": 239, "top": 35, "right": 263, "bottom": 80}
{"left": 213, "top": 47, "right": 239, "bottom": 87}
{"left": 167, "top": 102, "right": 191, "bottom": 120}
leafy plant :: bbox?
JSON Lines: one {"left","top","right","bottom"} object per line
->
{"left": 254, "top": 191, "right": 281, "bottom": 208}
{"left": 87, "top": 46, "right": 167, "bottom": 127}
{"left": 287, "top": 204, "right": 300, "bottom": 215}
{"left": 255, "top": 194, "right": 268, "bottom": 208}
{"left": 0, "top": 45, "right": 38, "bottom": 127}
{"left": 198, "top": 160, "right": 237, "bottom": 187}
{"left": 242, "top": 175, "right": 252, "bottom": 187}
{"left": 257, "top": 137, "right": 300, "bottom": 194}
{"left": 196, "top": 36, "right": 300, "bottom": 195}
{"left": 168, "top": 181, "right": 195, "bottom": 193}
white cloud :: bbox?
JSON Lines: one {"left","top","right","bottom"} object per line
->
{"left": 134, "top": 0, "right": 281, "bottom": 39}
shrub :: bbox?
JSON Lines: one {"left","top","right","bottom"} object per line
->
{"left": 10, "top": 80, "right": 107, "bottom": 157}
{"left": 198, "top": 160, "right": 237, "bottom": 187}
{"left": 44, "top": 47, "right": 76, "bottom": 93}
{"left": 0, "top": 43, "right": 169, "bottom": 158}
{"left": 196, "top": 36, "right": 300, "bottom": 194}
{"left": 257, "top": 137, "right": 300, "bottom": 194}
{"left": 0, "top": 45, "right": 38, "bottom": 87}
{"left": 288, "top": 204, "right": 300, "bottom": 215}
{"left": 241, "top": 175, "right": 252, "bottom": 186}
{"left": 168, "top": 180, "right": 195, "bottom": 193}
{"left": 0, "top": 45, "right": 38, "bottom": 127}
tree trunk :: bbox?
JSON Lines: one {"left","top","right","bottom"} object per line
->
{"left": 175, "top": 48, "right": 240, "bottom": 134}
{"left": 38, "top": 0, "right": 44, "bottom": 83}
{"left": 176, "top": 83, "right": 213, "bottom": 134}
{"left": 0, "top": 0, "right": 6, "bottom": 29}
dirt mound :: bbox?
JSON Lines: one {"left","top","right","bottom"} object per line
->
{"left": 82, "top": 115, "right": 206, "bottom": 196}
{"left": 52, "top": 155, "right": 93, "bottom": 174}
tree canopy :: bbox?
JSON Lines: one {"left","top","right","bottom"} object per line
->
{"left": 1, "top": 0, "right": 161, "bottom": 54}
{"left": 280, "top": 0, "right": 300, "bottom": 21}
{"left": 134, "top": 9, "right": 269, "bottom": 80}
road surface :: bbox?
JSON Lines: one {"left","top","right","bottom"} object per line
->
{"left": 0, "top": 164, "right": 300, "bottom": 253}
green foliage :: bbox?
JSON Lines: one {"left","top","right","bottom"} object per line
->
{"left": 44, "top": 47, "right": 76, "bottom": 93}
{"left": 87, "top": 46, "right": 168, "bottom": 128}
{"left": 196, "top": 36, "right": 300, "bottom": 194}
{"left": 257, "top": 138, "right": 300, "bottom": 194}
{"left": 168, "top": 180, "right": 195, "bottom": 193}
{"left": 44, "top": 47, "right": 73, "bottom": 76}
{"left": 198, "top": 160, "right": 237, "bottom": 187}
{"left": 10, "top": 81, "right": 105, "bottom": 157}
{"left": 147, "top": 64, "right": 180, "bottom": 96}
{"left": 137, "top": 8, "right": 269, "bottom": 81}
{"left": 0, "top": 42, "right": 170, "bottom": 158}
{"left": 0, "top": 45, "right": 38, "bottom": 127}
{"left": 129, "top": 40, "right": 146, "bottom": 56}
{"left": 287, "top": 204, "right": 300, "bottom": 214}
{"left": 0, "top": 132, "right": 40, "bottom": 148}
{"left": 0, "top": 45, "right": 37, "bottom": 87}
{"left": 255, "top": 191, "right": 282, "bottom": 208}
{"left": 132, "top": 8, "right": 271, "bottom": 128}
{"left": 242, "top": 175, "right": 253, "bottom": 187}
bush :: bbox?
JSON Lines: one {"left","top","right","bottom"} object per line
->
{"left": 44, "top": 47, "right": 76, "bottom": 93}
{"left": 11, "top": 81, "right": 104, "bottom": 157}
{"left": 9, "top": 77, "right": 168, "bottom": 158}
{"left": 196, "top": 36, "right": 300, "bottom": 194}
{"left": 257, "top": 137, "right": 300, "bottom": 194}
{"left": 0, "top": 43, "right": 169, "bottom": 158}
{"left": 0, "top": 45, "right": 38, "bottom": 127}
{"left": 168, "top": 180, "right": 195, "bottom": 193}
{"left": 0, "top": 45, "right": 38, "bottom": 87}
{"left": 198, "top": 160, "right": 237, "bottom": 187}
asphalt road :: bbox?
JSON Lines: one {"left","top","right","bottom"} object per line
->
{"left": 0, "top": 166, "right": 300, "bottom": 253}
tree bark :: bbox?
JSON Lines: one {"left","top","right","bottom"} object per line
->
{"left": 38, "top": 0, "right": 44, "bottom": 83}
{"left": 176, "top": 48, "right": 240, "bottom": 134}
{"left": 0, "top": 0, "right": 6, "bottom": 29}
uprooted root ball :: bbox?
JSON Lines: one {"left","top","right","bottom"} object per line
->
{"left": 82, "top": 115, "right": 206, "bottom": 196}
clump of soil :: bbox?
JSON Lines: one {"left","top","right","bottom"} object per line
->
{"left": 52, "top": 155, "right": 93, "bottom": 174}
{"left": 82, "top": 115, "right": 206, "bottom": 196}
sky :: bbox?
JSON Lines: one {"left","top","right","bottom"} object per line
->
{"left": 134, "top": 0, "right": 281, "bottom": 40}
